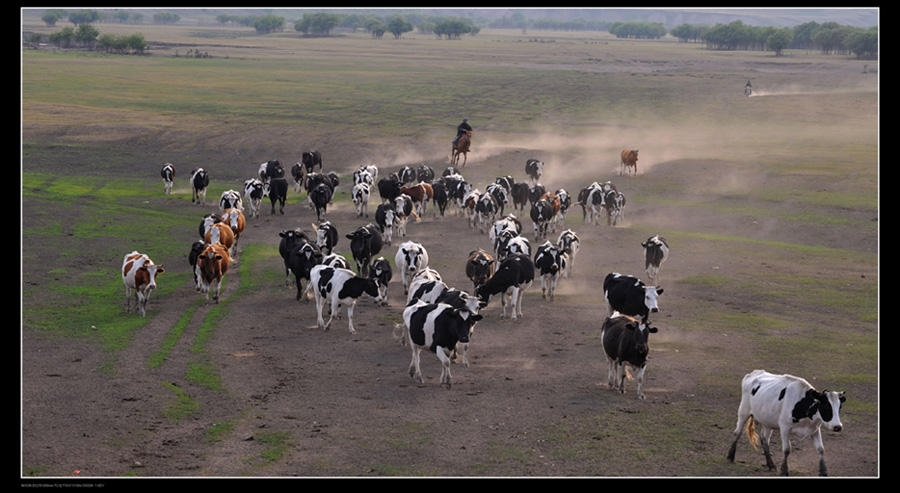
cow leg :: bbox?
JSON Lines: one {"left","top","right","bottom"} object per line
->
{"left": 124, "top": 286, "right": 133, "bottom": 313}
{"left": 346, "top": 301, "right": 357, "bottom": 334}
{"left": 409, "top": 346, "right": 423, "bottom": 383}
{"left": 436, "top": 349, "right": 453, "bottom": 388}
{"left": 778, "top": 428, "right": 793, "bottom": 476}
{"left": 727, "top": 400, "right": 753, "bottom": 462}
{"left": 813, "top": 429, "right": 828, "bottom": 476}
{"left": 634, "top": 364, "right": 647, "bottom": 399}
{"left": 509, "top": 286, "right": 521, "bottom": 320}
{"left": 606, "top": 357, "right": 618, "bottom": 390}
{"left": 315, "top": 295, "right": 326, "bottom": 330}
{"left": 759, "top": 427, "right": 777, "bottom": 471}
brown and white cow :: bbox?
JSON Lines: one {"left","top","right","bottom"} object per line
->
{"left": 197, "top": 242, "right": 231, "bottom": 304}
{"left": 222, "top": 208, "right": 245, "bottom": 256}
{"left": 204, "top": 222, "right": 235, "bottom": 257}
{"left": 121, "top": 251, "right": 164, "bottom": 317}
{"left": 401, "top": 183, "right": 433, "bottom": 217}
{"left": 620, "top": 149, "right": 639, "bottom": 177}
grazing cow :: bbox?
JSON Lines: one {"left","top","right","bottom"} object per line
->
{"left": 465, "top": 249, "right": 495, "bottom": 290}
{"left": 525, "top": 158, "right": 543, "bottom": 185}
{"left": 287, "top": 241, "right": 323, "bottom": 301}
{"left": 377, "top": 176, "right": 403, "bottom": 205}
{"left": 375, "top": 203, "right": 395, "bottom": 246}
{"left": 265, "top": 177, "right": 288, "bottom": 215}
{"left": 243, "top": 178, "right": 265, "bottom": 218}
{"left": 530, "top": 198, "right": 554, "bottom": 241}
{"left": 401, "top": 183, "right": 433, "bottom": 216}
{"left": 346, "top": 223, "right": 383, "bottom": 277}
{"left": 188, "top": 241, "right": 205, "bottom": 292}
{"left": 301, "top": 150, "right": 323, "bottom": 174}
{"left": 620, "top": 149, "right": 639, "bottom": 176}
{"left": 603, "top": 273, "right": 663, "bottom": 322}
{"left": 309, "top": 182, "right": 333, "bottom": 221}
{"left": 394, "top": 194, "right": 418, "bottom": 239}
{"left": 259, "top": 160, "right": 284, "bottom": 183}
{"left": 369, "top": 256, "right": 392, "bottom": 306}
{"left": 557, "top": 229, "right": 580, "bottom": 278}
{"left": 416, "top": 164, "right": 435, "bottom": 184}
{"left": 160, "top": 163, "right": 175, "bottom": 195}
{"left": 279, "top": 228, "right": 312, "bottom": 286}
{"left": 204, "top": 222, "right": 235, "bottom": 258}
{"left": 222, "top": 208, "right": 245, "bottom": 255}
{"left": 352, "top": 182, "right": 371, "bottom": 218}
{"left": 190, "top": 168, "right": 209, "bottom": 205}
{"left": 475, "top": 253, "right": 534, "bottom": 321}
{"left": 395, "top": 241, "right": 430, "bottom": 295}
{"left": 641, "top": 235, "right": 669, "bottom": 286}
{"left": 510, "top": 182, "right": 530, "bottom": 214}
{"left": 197, "top": 242, "right": 230, "bottom": 304}
{"left": 219, "top": 189, "right": 243, "bottom": 212}
{"left": 533, "top": 241, "right": 567, "bottom": 301}
{"left": 727, "top": 370, "right": 846, "bottom": 476}
{"left": 398, "top": 166, "right": 416, "bottom": 185}
{"left": 404, "top": 301, "right": 483, "bottom": 388}
{"left": 312, "top": 221, "right": 339, "bottom": 256}
{"left": 121, "top": 251, "right": 164, "bottom": 317}
{"left": 310, "top": 265, "right": 383, "bottom": 333}
{"left": 600, "top": 313, "right": 658, "bottom": 399}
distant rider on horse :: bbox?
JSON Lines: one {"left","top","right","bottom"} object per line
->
{"left": 453, "top": 118, "right": 472, "bottom": 146}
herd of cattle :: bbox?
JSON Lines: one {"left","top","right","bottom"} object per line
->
{"left": 119, "top": 148, "right": 845, "bottom": 476}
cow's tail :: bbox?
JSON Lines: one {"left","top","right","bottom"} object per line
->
{"left": 744, "top": 416, "right": 760, "bottom": 451}
{"left": 411, "top": 210, "right": 421, "bottom": 223}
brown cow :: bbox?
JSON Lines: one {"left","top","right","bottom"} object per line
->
{"left": 401, "top": 183, "right": 434, "bottom": 216}
{"left": 197, "top": 242, "right": 231, "bottom": 304}
{"left": 204, "top": 222, "right": 235, "bottom": 257}
{"left": 540, "top": 192, "right": 562, "bottom": 234}
{"left": 121, "top": 251, "right": 164, "bottom": 317}
{"left": 222, "top": 208, "right": 245, "bottom": 256}
{"left": 620, "top": 149, "right": 639, "bottom": 177}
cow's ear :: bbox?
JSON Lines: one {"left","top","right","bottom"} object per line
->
{"left": 139, "top": 265, "right": 148, "bottom": 272}
{"left": 345, "top": 234, "right": 353, "bottom": 239}
{"left": 647, "top": 325, "right": 658, "bottom": 333}
{"left": 157, "top": 267, "right": 165, "bottom": 274}
{"left": 487, "top": 259, "right": 494, "bottom": 265}
{"left": 656, "top": 287, "right": 664, "bottom": 295}
{"left": 472, "top": 314, "right": 483, "bottom": 322}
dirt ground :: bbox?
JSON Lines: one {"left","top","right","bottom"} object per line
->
{"left": 20, "top": 129, "right": 879, "bottom": 480}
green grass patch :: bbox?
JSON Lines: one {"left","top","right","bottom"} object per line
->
{"left": 161, "top": 381, "right": 200, "bottom": 422}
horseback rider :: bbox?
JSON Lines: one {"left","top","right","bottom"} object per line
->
{"left": 453, "top": 118, "right": 472, "bottom": 146}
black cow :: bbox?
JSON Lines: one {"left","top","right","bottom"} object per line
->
{"left": 301, "top": 150, "right": 323, "bottom": 174}
{"left": 287, "top": 241, "right": 323, "bottom": 301}
{"left": 641, "top": 235, "right": 669, "bottom": 286}
{"left": 528, "top": 184, "right": 546, "bottom": 209}
{"left": 259, "top": 160, "right": 284, "bottom": 182}
{"left": 266, "top": 177, "right": 288, "bottom": 215}
{"left": 369, "top": 256, "right": 392, "bottom": 306}
{"left": 603, "top": 272, "right": 663, "bottom": 322}
{"left": 190, "top": 168, "right": 209, "bottom": 205}
{"left": 530, "top": 198, "right": 554, "bottom": 241}
{"left": 486, "top": 182, "right": 509, "bottom": 216}
{"left": 290, "top": 162, "right": 305, "bottom": 192}
{"left": 510, "top": 182, "right": 530, "bottom": 214}
{"left": 431, "top": 179, "right": 450, "bottom": 218}
{"left": 346, "top": 223, "right": 383, "bottom": 277}
{"left": 375, "top": 203, "right": 395, "bottom": 246}
{"left": 309, "top": 182, "right": 333, "bottom": 221}
{"left": 377, "top": 176, "right": 403, "bottom": 205}
{"left": 188, "top": 240, "right": 205, "bottom": 292}
{"left": 465, "top": 249, "right": 495, "bottom": 291}
{"left": 533, "top": 241, "right": 566, "bottom": 301}
{"left": 475, "top": 253, "right": 534, "bottom": 321}
{"left": 525, "top": 158, "right": 543, "bottom": 184}
{"left": 600, "top": 313, "right": 658, "bottom": 399}
{"left": 313, "top": 221, "right": 339, "bottom": 256}
{"left": 403, "top": 301, "right": 483, "bottom": 388}
{"left": 279, "top": 228, "right": 312, "bottom": 286}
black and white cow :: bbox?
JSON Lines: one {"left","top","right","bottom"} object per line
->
{"left": 369, "top": 256, "right": 392, "bottom": 306}
{"left": 353, "top": 166, "right": 375, "bottom": 187}
{"left": 556, "top": 229, "right": 580, "bottom": 278}
{"left": 398, "top": 166, "right": 416, "bottom": 185}
{"left": 528, "top": 183, "right": 546, "bottom": 209}
{"left": 394, "top": 194, "right": 417, "bottom": 239}
{"left": 287, "top": 241, "right": 323, "bottom": 302}
{"left": 312, "top": 221, "right": 339, "bottom": 256}
{"left": 323, "top": 253, "right": 351, "bottom": 270}
{"left": 465, "top": 249, "right": 495, "bottom": 291}
{"left": 309, "top": 182, "right": 333, "bottom": 221}
{"left": 641, "top": 235, "right": 669, "bottom": 286}
{"left": 243, "top": 178, "right": 265, "bottom": 218}
{"left": 375, "top": 203, "right": 395, "bottom": 246}
{"left": 310, "top": 265, "right": 383, "bottom": 334}
{"left": 346, "top": 223, "right": 383, "bottom": 277}
{"left": 500, "top": 235, "right": 531, "bottom": 260}
{"left": 604, "top": 189, "right": 625, "bottom": 226}
{"left": 530, "top": 198, "right": 554, "bottom": 242}
{"left": 290, "top": 162, "right": 305, "bottom": 192}
{"left": 395, "top": 241, "right": 430, "bottom": 295}
{"left": 603, "top": 272, "right": 663, "bottom": 322}
{"left": 474, "top": 192, "right": 499, "bottom": 234}
{"left": 554, "top": 188, "right": 572, "bottom": 226}
{"left": 727, "top": 369, "right": 846, "bottom": 476}
{"left": 352, "top": 182, "right": 371, "bottom": 218}
{"left": 475, "top": 253, "right": 534, "bottom": 321}
{"left": 300, "top": 150, "right": 323, "bottom": 174}
{"left": 490, "top": 215, "right": 522, "bottom": 252}
{"left": 525, "top": 158, "right": 544, "bottom": 185}
{"left": 533, "top": 241, "right": 567, "bottom": 301}
{"left": 160, "top": 163, "right": 175, "bottom": 195}
{"left": 190, "top": 168, "right": 209, "bottom": 205}
{"left": 416, "top": 164, "right": 435, "bottom": 184}
{"left": 486, "top": 182, "right": 509, "bottom": 216}
{"left": 264, "top": 177, "right": 288, "bottom": 215}
{"left": 279, "top": 228, "right": 312, "bottom": 286}
{"left": 404, "top": 301, "right": 483, "bottom": 388}
{"left": 259, "top": 160, "right": 284, "bottom": 183}
{"left": 600, "top": 312, "right": 658, "bottom": 400}
{"left": 219, "top": 189, "right": 243, "bottom": 212}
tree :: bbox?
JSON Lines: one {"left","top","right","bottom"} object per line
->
{"left": 767, "top": 28, "right": 793, "bottom": 56}
{"left": 48, "top": 26, "right": 76, "bottom": 48}
{"left": 69, "top": 10, "right": 100, "bottom": 26}
{"left": 387, "top": 17, "right": 413, "bottom": 39}
{"left": 253, "top": 14, "right": 284, "bottom": 34}
{"left": 41, "top": 10, "right": 65, "bottom": 27}
{"left": 845, "top": 27, "right": 877, "bottom": 59}
{"left": 74, "top": 24, "right": 100, "bottom": 48}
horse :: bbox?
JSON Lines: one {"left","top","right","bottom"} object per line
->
{"left": 451, "top": 131, "right": 472, "bottom": 168}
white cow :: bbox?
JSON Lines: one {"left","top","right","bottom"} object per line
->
{"left": 310, "top": 265, "right": 383, "bottom": 334}
{"left": 727, "top": 369, "right": 846, "bottom": 476}
{"left": 395, "top": 241, "right": 429, "bottom": 295}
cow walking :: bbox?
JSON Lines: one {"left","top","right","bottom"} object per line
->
{"left": 600, "top": 313, "right": 658, "bottom": 399}
{"left": 603, "top": 272, "right": 663, "bottom": 322}
{"left": 641, "top": 235, "right": 669, "bottom": 286}
{"left": 475, "top": 253, "right": 534, "bottom": 321}
{"left": 620, "top": 149, "right": 639, "bottom": 176}
{"left": 310, "top": 265, "right": 383, "bottom": 334}
{"left": 121, "top": 251, "right": 164, "bottom": 317}
{"left": 404, "top": 301, "right": 482, "bottom": 388}
{"left": 727, "top": 370, "right": 846, "bottom": 476}
{"left": 190, "top": 168, "right": 209, "bottom": 205}
{"left": 160, "top": 163, "right": 175, "bottom": 195}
